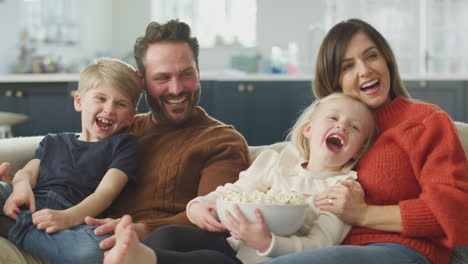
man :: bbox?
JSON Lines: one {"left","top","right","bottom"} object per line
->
{"left": 89, "top": 19, "right": 250, "bottom": 241}
{"left": 0, "top": 20, "right": 250, "bottom": 263}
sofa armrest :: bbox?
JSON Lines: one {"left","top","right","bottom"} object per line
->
{"left": 0, "top": 136, "right": 43, "bottom": 179}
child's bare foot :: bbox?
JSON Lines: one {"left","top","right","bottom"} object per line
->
{"left": 0, "top": 162, "right": 10, "bottom": 179}
{"left": 103, "top": 215, "right": 157, "bottom": 264}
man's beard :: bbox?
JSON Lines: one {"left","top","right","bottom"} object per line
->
{"left": 145, "top": 84, "right": 201, "bottom": 125}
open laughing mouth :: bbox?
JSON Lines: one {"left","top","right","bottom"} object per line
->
{"left": 96, "top": 117, "right": 114, "bottom": 131}
{"left": 360, "top": 79, "right": 380, "bottom": 93}
{"left": 326, "top": 133, "right": 344, "bottom": 152}
{"left": 164, "top": 93, "right": 190, "bottom": 106}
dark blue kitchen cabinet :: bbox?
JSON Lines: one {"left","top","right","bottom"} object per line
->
{"left": 2, "top": 79, "right": 467, "bottom": 143}
{"left": 404, "top": 81, "right": 465, "bottom": 122}
{"left": 0, "top": 82, "right": 80, "bottom": 137}
{"left": 210, "top": 81, "right": 315, "bottom": 146}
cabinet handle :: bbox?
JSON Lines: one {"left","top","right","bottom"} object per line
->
{"left": 247, "top": 84, "right": 255, "bottom": 93}
{"left": 419, "top": 81, "right": 428, "bottom": 88}
{"left": 238, "top": 84, "right": 246, "bottom": 93}
{"left": 5, "top": 90, "right": 13, "bottom": 97}
{"left": 15, "top": 90, "right": 24, "bottom": 98}
{"left": 70, "top": 90, "right": 78, "bottom": 97}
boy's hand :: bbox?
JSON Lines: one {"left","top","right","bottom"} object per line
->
{"left": 222, "top": 205, "right": 272, "bottom": 253}
{"left": 32, "top": 209, "right": 76, "bottom": 233}
{"left": 0, "top": 162, "right": 10, "bottom": 180}
{"left": 3, "top": 181, "right": 36, "bottom": 220}
{"left": 85, "top": 216, "right": 149, "bottom": 250}
{"left": 188, "top": 201, "right": 226, "bottom": 232}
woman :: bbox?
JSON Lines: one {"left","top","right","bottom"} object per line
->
{"left": 264, "top": 19, "right": 468, "bottom": 264}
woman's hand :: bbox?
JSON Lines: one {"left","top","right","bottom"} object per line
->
{"left": 222, "top": 205, "right": 272, "bottom": 253}
{"left": 188, "top": 201, "right": 226, "bottom": 232}
{"left": 314, "top": 180, "right": 368, "bottom": 226}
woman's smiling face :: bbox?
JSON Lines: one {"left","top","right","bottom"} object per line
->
{"left": 339, "top": 32, "right": 391, "bottom": 110}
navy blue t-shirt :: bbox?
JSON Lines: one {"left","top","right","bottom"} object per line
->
{"left": 33, "top": 133, "right": 138, "bottom": 205}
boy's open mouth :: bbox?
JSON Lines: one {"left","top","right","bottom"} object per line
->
{"left": 96, "top": 117, "right": 114, "bottom": 130}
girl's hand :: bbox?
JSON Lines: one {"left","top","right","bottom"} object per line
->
{"left": 188, "top": 201, "right": 226, "bottom": 232}
{"left": 32, "top": 209, "right": 76, "bottom": 233}
{"left": 3, "top": 181, "right": 36, "bottom": 220}
{"left": 222, "top": 205, "right": 272, "bottom": 253}
{"left": 314, "top": 180, "right": 368, "bottom": 226}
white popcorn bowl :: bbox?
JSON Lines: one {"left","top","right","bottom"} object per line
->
{"left": 216, "top": 199, "right": 308, "bottom": 236}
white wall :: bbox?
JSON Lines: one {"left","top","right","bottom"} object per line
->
{"left": 111, "top": 0, "right": 152, "bottom": 59}
{"left": 0, "top": 0, "right": 20, "bottom": 74}
{"left": 256, "top": 0, "right": 326, "bottom": 74}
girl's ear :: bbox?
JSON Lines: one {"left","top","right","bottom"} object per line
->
{"left": 74, "top": 93, "right": 82, "bottom": 112}
{"left": 302, "top": 122, "right": 313, "bottom": 139}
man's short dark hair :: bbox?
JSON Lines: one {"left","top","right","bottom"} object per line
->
{"left": 134, "top": 20, "right": 199, "bottom": 77}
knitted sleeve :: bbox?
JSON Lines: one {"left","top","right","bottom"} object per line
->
{"left": 399, "top": 111, "right": 468, "bottom": 247}
{"left": 139, "top": 125, "right": 251, "bottom": 230}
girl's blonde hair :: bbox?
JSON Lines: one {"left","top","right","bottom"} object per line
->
{"left": 78, "top": 57, "right": 142, "bottom": 111}
{"left": 288, "top": 93, "right": 377, "bottom": 173}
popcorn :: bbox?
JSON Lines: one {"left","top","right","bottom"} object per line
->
{"left": 220, "top": 189, "right": 306, "bottom": 205}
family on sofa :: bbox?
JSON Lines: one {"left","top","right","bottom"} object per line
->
{"left": 1, "top": 19, "right": 468, "bottom": 264}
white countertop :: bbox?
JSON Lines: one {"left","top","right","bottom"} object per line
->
{"left": 1, "top": 73, "right": 468, "bottom": 83}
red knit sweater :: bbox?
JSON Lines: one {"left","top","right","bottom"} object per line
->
{"left": 342, "top": 97, "right": 468, "bottom": 264}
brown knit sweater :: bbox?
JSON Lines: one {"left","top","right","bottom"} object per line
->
{"left": 108, "top": 107, "right": 251, "bottom": 231}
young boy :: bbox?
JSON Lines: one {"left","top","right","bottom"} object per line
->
{"left": 0, "top": 57, "right": 142, "bottom": 263}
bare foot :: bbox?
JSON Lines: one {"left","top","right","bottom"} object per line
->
{"left": 103, "top": 215, "right": 157, "bottom": 264}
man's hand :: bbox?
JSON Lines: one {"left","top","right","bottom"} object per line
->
{"left": 222, "top": 205, "right": 272, "bottom": 253}
{"left": 32, "top": 209, "right": 76, "bottom": 233}
{"left": 85, "top": 216, "right": 149, "bottom": 250}
{"left": 3, "top": 181, "right": 36, "bottom": 220}
{"left": 188, "top": 201, "right": 226, "bottom": 232}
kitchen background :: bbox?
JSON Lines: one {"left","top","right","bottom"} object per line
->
{"left": 1, "top": 0, "right": 468, "bottom": 145}
{"left": 1, "top": 0, "right": 468, "bottom": 76}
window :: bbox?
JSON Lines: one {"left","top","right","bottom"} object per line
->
{"left": 151, "top": 0, "right": 256, "bottom": 48}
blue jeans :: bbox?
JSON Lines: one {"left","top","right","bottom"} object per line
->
{"left": 0, "top": 181, "right": 110, "bottom": 264}
{"left": 261, "top": 243, "right": 430, "bottom": 264}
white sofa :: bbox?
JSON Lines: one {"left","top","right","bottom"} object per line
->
{"left": 0, "top": 122, "right": 468, "bottom": 263}
{"left": 1, "top": 121, "right": 468, "bottom": 178}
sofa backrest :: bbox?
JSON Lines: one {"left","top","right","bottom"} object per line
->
{"left": 1, "top": 121, "right": 468, "bottom": 178}
{"left": 249, "top": 121, "right": 468, "bottom": 161}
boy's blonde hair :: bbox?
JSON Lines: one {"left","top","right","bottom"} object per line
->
{"left": 78, "top": 57, "right": 142, "bottom": 111}
{"left": 288, "top": 93, "right": 377, "bottom": 173}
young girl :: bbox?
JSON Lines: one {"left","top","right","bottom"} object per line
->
{"left": 102, "top": 92, "right": 377, "bottom": 264}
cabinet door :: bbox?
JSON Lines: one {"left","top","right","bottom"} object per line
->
{"left": 211, "top": 81, "right": 315, "bottom": 146}
{"left": 1, "top": 83, "right": 79, "bottom": 137}
{"left": 405, "top": 81, "right": 465, "bottom": 122}
{"left": 247, "top": 81, "right": 314, "bottom": 145}
{"left": 211, "top": 81, "right": 250, "bottom": 141}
